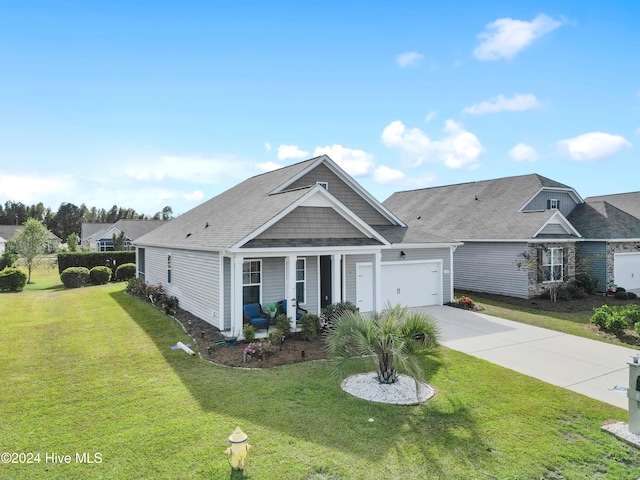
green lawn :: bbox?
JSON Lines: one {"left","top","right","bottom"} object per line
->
{"left": 458, "top": 290, "right": 640, "bottom": 349}
{"left": 2, "top": 275, "right": 640, "bottom": 479}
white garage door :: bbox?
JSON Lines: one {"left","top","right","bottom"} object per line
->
{"left": 614, "top": 253, "right": 640, "bottom": 291}
{"left": 356, "top": 261, "right": 442, "bottom": 312}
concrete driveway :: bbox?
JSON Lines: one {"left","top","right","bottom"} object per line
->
{"left": 421, "top": 305, "right": 640, "bottom": 410}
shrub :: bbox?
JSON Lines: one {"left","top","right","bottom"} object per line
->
{"left": 266, "top": 328, "right": 285, "bottom": 349}
{"left": 591, "top": 304, "right": 632, "bottom": 334}
{"left": 243, "top": 340, "right": 274, "bottom": 361}
{"left": 0, "top": 250, "right": 18, "bottom": 270}
{"left": 452, "top": 295, "right": 477, "bottom": 310}
{"left": 322, "top": 301, "right": 358, "bottom": 324}
{"left": 60, "top": 267, "right": 90, "bottom": 288}
{"left": 565, "top": 282, "right": 588, "bottom": 300}
{"left": 574, "top": 273, "right": 598, "bottom": 295}
{"left": 553, "top": 285, "right": 571, "bottom": 301}
{"left": 636, "top": 322, "right": 640, "bottom": 336}
{"left": 0, "top": 267, "right": 27, "bottom": 292}
{"left": 615, "top": 291, "right": 634, "bottom": 300}
{"left": 275, "top": 314, "right": 292, "bottom": 337}
{"left": 242, "top": 324, "right": 256, "bottom": 343}
{"left": 57, "top": 251, "right": 135, "bottom": 275}
{"left": 115, "top": 263, "right": 136, "bottom": 281}
{"left": 299, "top": 313, "right": 321, "bottom": 341}
{"left": 624, "top": 305, "right": 640, "bottom": 325}
{"left": 126, "top": 277, "right": 147, "bottom": 296}
{"left": 89, "top": 266, "right": 111, "bottom": 285}
{"left": 605, "top": 314, "right": 628, "bottom": 335}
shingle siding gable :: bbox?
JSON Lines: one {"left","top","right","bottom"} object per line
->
{"left": 254, "top": 206, "right": 367, "bottom": 240}
{"left": 287, "top": 163, "right": 393, "bottom": 226}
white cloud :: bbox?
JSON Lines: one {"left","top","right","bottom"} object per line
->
{"left": 557, "top": 132, "right": 632, "bottom": 161}
{"left": 183, "top": 190, "right": 204, "bottom": 202}
{"left": 509, "top": 143, "right": 538, "bottom": 162}
{"left": 396, "top": 51, "right": 423, "bottom": 68}
{"left": 373, "top": 165, "right": 405, "bottom": 184}
{"left": 463, "top": 93, "right": 541, "bottom": 115}
{"left": 474, "top": 14, "right": 563, "bottom": 61}
{"left": 264, "top": 142, "right": 272, "bottom": 151}
{"left": 257, "top": 161, "right": 283, "bottom": 172}
{"left": 123, "top": 155, "right": 244, "bottom": 184}
{"left": 381, "top": 119, "right": 483, "bottom": 169}
{"left": 425, "top": 111, "right": 437, "bottom": 122}
{"left": 313, "top": 145, "right": 374, "bottom": 176}
{"left": 0, "top": 173, "right": 76, "bottom": 204}
{"left": 277, "top": 144, "right": 309, "bottom": 160}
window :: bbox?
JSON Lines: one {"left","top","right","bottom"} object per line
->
{"left": 316, "top": 181, "right": 328, "bottom": 190}
{"left": 548, "top": 199, "right": 559, "bottom": 210}
{"left": 138, "top": 248, "right": 145, "bottom": 281}
{"left": 542, "top": 247, "right": 563, "bottom": 282}
{"left": 296, "top": 258, "right": 306, "bottom": 304}
{"left": 167, "top": 254, "right": 172, "bottom": 283}
{"left": 243, "top": 260, "right": 261, "bottom": 304}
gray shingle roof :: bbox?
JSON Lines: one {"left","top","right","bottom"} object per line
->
{"left": 135, "top": 158, "right": 320, "bottom": 249}
{"left": 568, "top": 193, "right": 640, "bottom": 239}
{"left": 383, "top": 174, "right": 573, "bottom": 240}
{"left": 85, "top": 220, "right": 168, "bottom": 242}
{"left": 0, "top": 225, "right": 61, "bottom": 242}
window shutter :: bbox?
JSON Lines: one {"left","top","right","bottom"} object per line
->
{"left": 537, "top": 247, "right": 544, "bottom": 283}
{"left": 546, "top": 199, "right": 550, "bottom": 209}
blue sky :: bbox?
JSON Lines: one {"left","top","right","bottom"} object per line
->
{"left": 1, "top": 1, "right": 638, "bottom": 216}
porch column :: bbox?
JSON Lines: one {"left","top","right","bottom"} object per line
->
{"left": 232, "top": 256, "right": 244, "bottom": 338}
{"left": 332, "top": 254, "right": 342, "bottom": 304}
{"left": 373, "top": 251, "right": 382, "bottom": 312}
{"left": 286, "top": 255, "right": 298, "bottom": 330}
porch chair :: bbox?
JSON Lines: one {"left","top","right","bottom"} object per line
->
{"left": 277, "top": 299, "right": 307, "bottom": 320}
{"left": 242, "top": 303, "right": 270, "bottom": 330}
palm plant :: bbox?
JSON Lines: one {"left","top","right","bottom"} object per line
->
{"left": 325, "top": 303, "right": 440, "bottom": 385}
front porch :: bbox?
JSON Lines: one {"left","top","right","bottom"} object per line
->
{"left": 222, "top": 249, "right": 385, "bottom": 339}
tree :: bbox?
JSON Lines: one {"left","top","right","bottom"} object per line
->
{"left": 13, "top": 218, "right": 50, "bottom": 283}
{"left": 153, "top": 205, "right": 173, "bottom": 221}
{"left": 66, "top": 233, "right": 78, "bottom": 252}
{"left": 54, "top": 202, "right": 83, "bottom": 240}
{"left": 325, "top": 303, "right": 440, "bottom": 386}
{"left": 112, "top": 231, "right": 126, "bottom": 251}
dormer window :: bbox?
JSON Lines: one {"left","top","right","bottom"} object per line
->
{"left": 316, "top": 181, "right": 328, "bottom": 190}
{"left": 548, "top": 199, "right": 559, "bottom": 210}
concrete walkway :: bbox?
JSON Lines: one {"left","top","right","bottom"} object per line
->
{"left": 421, "top": 305, "right": 640, "bottom": 410}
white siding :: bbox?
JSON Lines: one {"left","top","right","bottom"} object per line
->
{"left": 145, "top": 247, "right": 222, "bottom": 329}
{"left": 454, "top": 242, "right": 529, "bottom": 298}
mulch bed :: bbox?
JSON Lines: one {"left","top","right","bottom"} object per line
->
{"left": 171, "top": 307, "right": 327, "bottom": 368}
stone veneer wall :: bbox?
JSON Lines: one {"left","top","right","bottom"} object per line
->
{"left": 526, "top": 242, "right": 576, "bottom": 298}
{"left": 606, "top": 241, "right": 640, "bottom": 289}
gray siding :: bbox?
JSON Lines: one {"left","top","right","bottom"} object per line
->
{"left": 288, "top": 163, "right": 393, "bottom": 226}
{"left": 576, "top": 242, "right": 607, "bottom": 293}
{"left": 523, "top": 191, "right": 578, "bottom": 217}
{"left": 303, "top": 256, "right": 319, "bottom": 314}
{"left": 144, "top": 247, "right": 222, "bottom": 329}
{"left": 383, "top": 248, "right": 452, "bottom": 303}
{"left": 261, "top": 257, "right": 285, "bottom": 305}
{"left": 454, "top": 242, "right": 530, "bottom": 298}
{"left": 256, "top": 207, "right": 365, "bottom": 240}
{"left": 345, "top": 254, "right": 375, "bottom": 304}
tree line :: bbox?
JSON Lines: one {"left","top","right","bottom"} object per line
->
{"left": 0, "top": 201, "right": 173, "bottom": 240}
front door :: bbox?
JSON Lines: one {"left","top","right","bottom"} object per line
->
{"left": 320, "top": 255, "right": 332, "bottom": 309}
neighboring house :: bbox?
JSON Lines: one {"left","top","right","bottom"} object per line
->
{"left": 568, "top": 191, "right": 640, "bottom": 292}
{"left": 384, "top": 174, "right": 584, "bottom": 299}
{"left": 0, "top": 225, "right": 62, "bottom": 253}
{"left": 0, "top": 235, "right": 6, "bottom": 254}
{"left": 82, "top": 220, "right": 168, "bottom": 251}
{"left": 135, "top": 155, "right": 459, "bottom": 337}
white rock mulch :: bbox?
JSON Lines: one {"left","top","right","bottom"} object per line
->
{"left": 601, "top": 422, "right": 640, "bottom": 449}
{"left": 341, "top": 373, "right": 435, "bottom": 405}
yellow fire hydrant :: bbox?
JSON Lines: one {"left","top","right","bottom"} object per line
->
{"left": 225, "top": 427, "right": 251, "bottom": 470}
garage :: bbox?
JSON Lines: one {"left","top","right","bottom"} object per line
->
{"left": 614, "top": 253, "right": 640, "bottom": 291}
{"left": 356, "top": 261, "right": 442, "bottom": 312}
